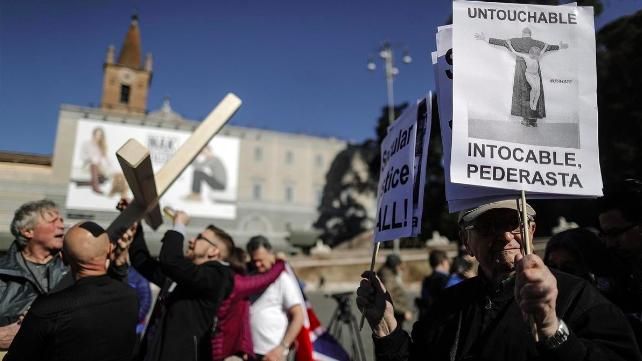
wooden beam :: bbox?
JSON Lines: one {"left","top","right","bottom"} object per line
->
{"left": 106, "top": 93, "right": 242, "bottom": 241}
{"left": 155, "top": 93, "right": 242, "bottom": 194}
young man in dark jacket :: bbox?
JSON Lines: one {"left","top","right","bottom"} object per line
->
{"left": 417, "top": 250, "right": 451, "bottom": 320}
{"left": 357, "top": 199, "right": 642, "bottom": 361}
{"left": 130, "top": 209, "right": 234, "bottom": 361}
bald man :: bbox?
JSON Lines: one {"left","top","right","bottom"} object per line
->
{"left": 4, "top": 221, "right": 138, "bottom": 361}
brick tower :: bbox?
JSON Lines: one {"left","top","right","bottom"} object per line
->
{"left": 100, "top": 15, "right": 152, "bottom": 114}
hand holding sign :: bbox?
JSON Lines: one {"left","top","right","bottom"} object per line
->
{"left": 514, "top": 253, "right": 560, "bottom": 339}
{"left": 356, "top": 271, "right": 397, "bottom": 337}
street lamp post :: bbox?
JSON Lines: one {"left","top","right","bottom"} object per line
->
{"left": 368, "top": 42, "right": 412, "bottom": 254}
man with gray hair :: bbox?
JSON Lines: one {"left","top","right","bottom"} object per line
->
{"left": 357, "top": 199, "right": 642, "bottom": 361}
{"left": 0, "top": 199, "right": 68, "bottom": 351}
{"left": 4, "top": 221, "right": 138, "bottom": 360}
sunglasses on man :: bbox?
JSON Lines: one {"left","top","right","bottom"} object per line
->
{"left": 195, "top": 233, "right": 218, "bottom": 248}
{"left": 464, "top": 212, "right": 533, "bottom": 237}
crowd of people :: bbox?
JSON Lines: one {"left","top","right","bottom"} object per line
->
{"left": 0, "top": 199, "right": 306, "bottom": 361}
{"left": 412, "top": 250, "right": 477, "bottom": 322}
{"left": 0, "top": 178, "right": 641, "bottom": 361}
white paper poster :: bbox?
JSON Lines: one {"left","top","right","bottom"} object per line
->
{"left": 374, "top": 104, "right": 418, "bottom": 242}
{"left": 451, "top": 1, "right": 602, "bottom": 196}
{"left": 434, "top": 25, "right": 585, "bottom": 212}
{"left": 435, "top": 26, "right": 519, "bottom": 211}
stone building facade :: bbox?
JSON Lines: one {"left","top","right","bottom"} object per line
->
{"left": 0, "top": 16, "right": 346, "bottom": 253}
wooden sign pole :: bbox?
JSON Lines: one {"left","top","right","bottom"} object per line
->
{"left": 360, "top": 241, "right": 381, "bottom": 330}
{"left": 519, "top": 190, "right": 539, "bottom": 342}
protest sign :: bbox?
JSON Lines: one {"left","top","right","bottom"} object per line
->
{"left": 451, "top": 1, "right": 602, "bottom": 196}
{"left": 411, "top": 96, "right": 431, "bottom": 236}
{"left": 438, "top": 4, "right": 576, "bottom": 192}
{"left": 435, "top": 25, "right": 520, "bottom": 210}
{"left": 434, "top": 6, "right": 596, "bottom": 212}
{"left": 374, "top": 103, "right": 418, "bottom": 242}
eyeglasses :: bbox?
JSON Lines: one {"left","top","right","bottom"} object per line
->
{"left": 195, "top": 233, "right": 218, "bottom": 248}
{"left": 464, "top": 216, "right": 531, "bottom": 237}
{"left": 599, "top": 224, "right": 637, "bottom": 239}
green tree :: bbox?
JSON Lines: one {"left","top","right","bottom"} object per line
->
{"left": 596, "top": 9, "right": 642, "bottom": 185}
{"left": 314, "top": 105, "right": 407, "bottom": 247}
{"left": 532, "top": 9, "right": 641, "bottom": 233}
{"left": 316, "top": 0, "right": 624, "bottom": 245}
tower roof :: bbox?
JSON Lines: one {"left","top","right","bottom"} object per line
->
{"left": 117, "top": 15, "right": 142, "bottom": 69}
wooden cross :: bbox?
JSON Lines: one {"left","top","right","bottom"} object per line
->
{"left": 106, "top": 93, "right": 242, "bottom": 241}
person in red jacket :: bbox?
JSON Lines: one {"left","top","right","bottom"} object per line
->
{"left": 212, "top": 247, "right": 286, "bottom": 361}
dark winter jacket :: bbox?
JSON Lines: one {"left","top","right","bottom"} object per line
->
{"left": 4, "top": 274, "right": 138, "bottom": 361}
{"left": 0, "top": 241, "right": 70, "bottom": 326}
{"left": 374, "top": 270, "right": 642, "bottom": 361}
{"left": 129, "top": 228, "right": 234, "bottom": 361}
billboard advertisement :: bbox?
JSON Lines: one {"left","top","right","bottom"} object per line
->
{"left": 66, "top": 119, "right": 239, "bottom": 219}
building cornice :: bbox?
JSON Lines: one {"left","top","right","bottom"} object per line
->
{"left": 59, "top": 104, "right": 349, "bottom": 145}
{"left": 0, "top": 151, "right": 52, "bottom": 165}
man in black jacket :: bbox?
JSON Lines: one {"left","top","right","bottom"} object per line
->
{"left": 417, "top": 250, "right": 451, "bottom": 320}
{"left": 130, "top": 209, "right": 234, "bottom": 361}
{"left": 4, "top": 221, "right": 139, "bottom": 361}
{"left": 597, "top": 179, "right": 642, "bottom": 350}
{"left": 357, "top": 199, "right": 642, "bottom": 361}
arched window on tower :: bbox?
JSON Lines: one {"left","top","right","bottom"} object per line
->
{"left": 120, "top": 84, "right": 131, "bottom": 104}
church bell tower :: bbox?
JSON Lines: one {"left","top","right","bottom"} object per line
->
{"left": 100, "top": 15, "right": 152, "bottom": 114}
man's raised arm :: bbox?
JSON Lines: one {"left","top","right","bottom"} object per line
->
{"left": 128, "top": 223, "right": 166, "bottom": 287}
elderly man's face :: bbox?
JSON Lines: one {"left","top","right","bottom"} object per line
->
{"left": 599, "top": 209, "right": 641, "bottom": 257}
{"left": 29, "top": 209, "right": 65, "bottom": 251}
{"left": 250, "top": 246, "right": 275, "bottom": 273}
{"left": 464, "top": 209, "right": 533, "bottom": 280}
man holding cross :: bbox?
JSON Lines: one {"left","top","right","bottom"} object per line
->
{"left": 129, "top": 209, "right": 234, "bottom": 361}
{"left": 357, "top": 199, "right": 642, "bottom": 361}
{"left": 96, "top": 94, "right": 240, "bottom": 361}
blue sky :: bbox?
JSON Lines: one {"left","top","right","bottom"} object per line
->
{"left": 1, "top": 0, "right": 640, "bottom": 155}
